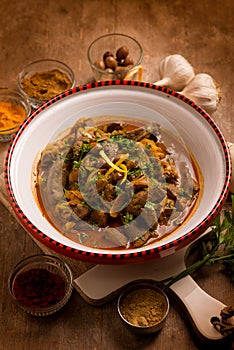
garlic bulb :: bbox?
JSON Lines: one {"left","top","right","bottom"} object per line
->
{"left": 154, "top": 54, "right": 195, "bottom": 90}
{"left": 181, "top": 73, "right": 221, "bottom": 115}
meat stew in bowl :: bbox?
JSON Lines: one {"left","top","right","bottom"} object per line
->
{"left": 34, "top": 116, "right": 202, "bottom": 250}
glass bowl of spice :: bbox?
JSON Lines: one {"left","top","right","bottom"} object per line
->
{"left": 87, "top": 33, "right": 143, "bottom": 82}
{"left": 0, "top": 88, "right": 31, "bottom": 142}
{"left": 118, "top": 281, "right": 169, "bottom": 334}
{"left": 8, "top": 254, "right": 73, "bottom": 316}
{"left": 18, "top": 59, "right": 76, "bottom": 109}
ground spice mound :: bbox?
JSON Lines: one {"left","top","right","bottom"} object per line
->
{"left": 21, "top": 69, "right": 72, "bottom": 101}
{"left": 0, "top": 101, "right": 26, "bottom": 130}
{"left": 120, "top": 288, "right": 167, "bottom": 327}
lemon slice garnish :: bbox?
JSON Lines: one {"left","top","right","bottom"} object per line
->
{"left": 99, "top": 149, "right": 128, "bottom": 184}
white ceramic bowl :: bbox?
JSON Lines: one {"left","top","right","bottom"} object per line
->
{"left": 5, "top": 81, "right": 231, "bottom": 264}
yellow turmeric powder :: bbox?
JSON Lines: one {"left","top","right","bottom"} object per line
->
{"left": 0, "top": 101, "right": 26, "bottom": 131}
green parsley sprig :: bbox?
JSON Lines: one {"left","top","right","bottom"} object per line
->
{"left": 162, "top": 195, "right": 234, "bottom": 289}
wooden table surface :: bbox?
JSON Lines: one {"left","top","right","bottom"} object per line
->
{"left": 0, "top": 1, "right": 233, "bottom": 349}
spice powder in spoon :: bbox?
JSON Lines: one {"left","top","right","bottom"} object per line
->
{"left": 120, "top": 288, "right": 168, "bottom": 327}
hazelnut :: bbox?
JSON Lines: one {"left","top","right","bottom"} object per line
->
{"left": 115, "top": 66, "right": 127, "bottom": 80}
{"left": 102, "top": 68, "right": 114, "bottom": 80}
{"left": 121, "top": 57, "right": 134, "bottom": 66}
{"left": 105, "top": 56, "right": 117, "bottom": 71}
{"left": 103, "top": 51, "right": 114, "bottom": 61}
{"left": 94, "top": 59, "right": 105, "bottom": 70}
{"left": 105, "top": 68, "right": 114, "bottom": 73}
{"left": 116, "top": 46, "right": 129, "bottom": 61}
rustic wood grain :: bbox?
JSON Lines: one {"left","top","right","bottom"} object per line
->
{"left": 0, "top": 0, "right": 233, "bottom": 349}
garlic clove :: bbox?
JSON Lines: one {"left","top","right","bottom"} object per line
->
{"left": 154, "top": 54, "right": 195, "bottom": 91}
{"left": 181, "top": 73, "right": 221, "bottom": 115}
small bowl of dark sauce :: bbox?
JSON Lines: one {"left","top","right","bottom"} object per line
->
{"left": 8, "top": 254, "right": 73, "bottom": 316}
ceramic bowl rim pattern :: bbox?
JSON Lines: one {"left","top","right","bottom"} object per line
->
{"left": 4, "top": 80, "right": 232, "bottom": 264}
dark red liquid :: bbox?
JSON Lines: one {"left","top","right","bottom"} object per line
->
{"left": 13, "top": 268, "right": 66, "bottom": 308}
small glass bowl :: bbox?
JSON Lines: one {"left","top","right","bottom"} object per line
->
{"left": 118, "top": 281, "right": 169, "bottom": 334}
{"left": 87, "top": 33, "right": 143, "bottom": 81}
{"left": 8, "top": 254, "right": 73, "bottom": 316}
{"left": 0, "top": 88, "right": 31, "bottom": 142}
{"left": 18, "top": 59, "right": 76, "bottom": 109}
